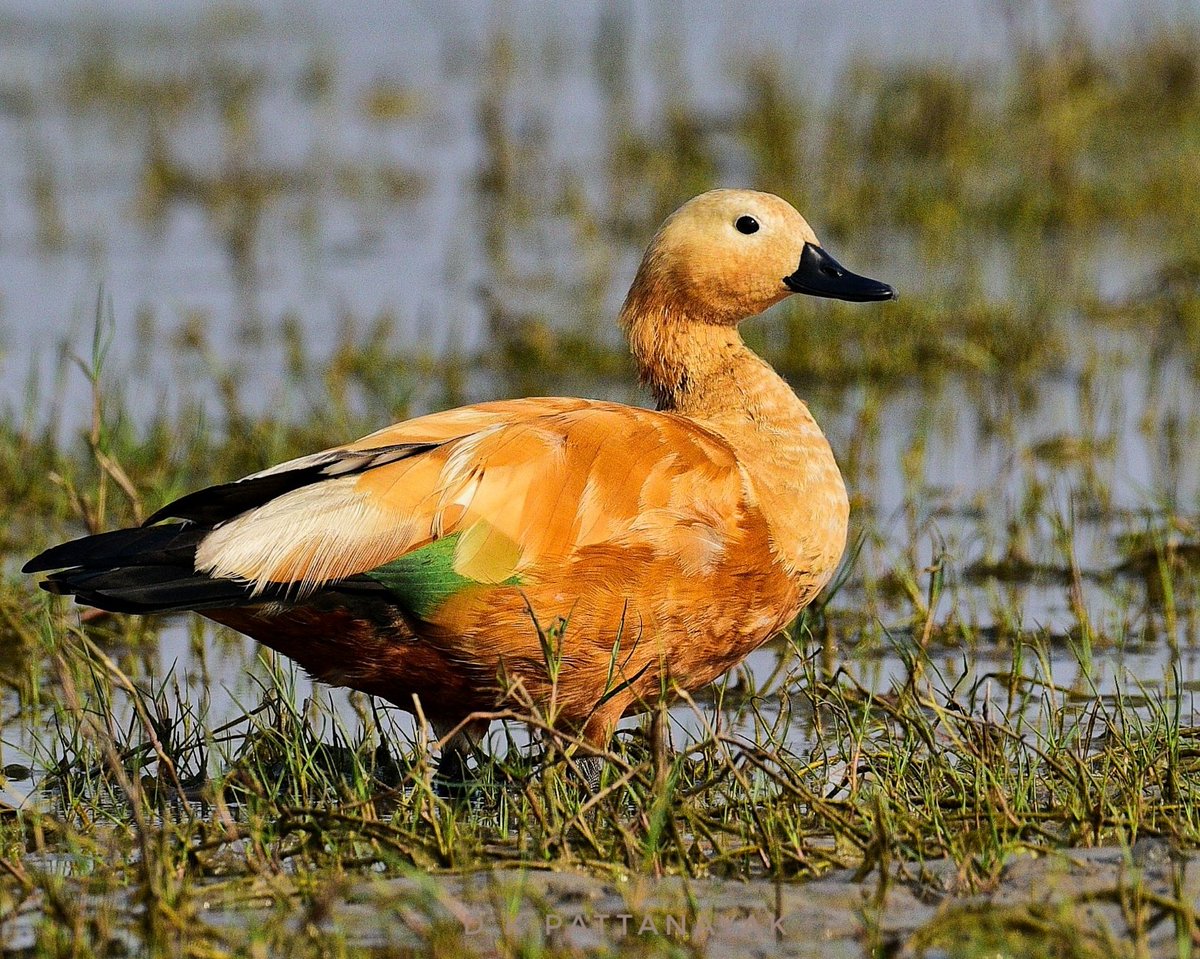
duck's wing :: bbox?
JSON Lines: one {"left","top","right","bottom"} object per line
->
{"left": 28, "top": 397, "right": 754, "bottom": 619}
{"left": 189, "top": 397, "right": 752, "bottom": 614}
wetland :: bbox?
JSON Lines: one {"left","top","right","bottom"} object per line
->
{"left": 1, "top": 1, "right": 1200, "bottom": 955}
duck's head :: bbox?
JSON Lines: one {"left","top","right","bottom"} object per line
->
{"left": 624, "top": 189, "right": 895, "bottom": 326}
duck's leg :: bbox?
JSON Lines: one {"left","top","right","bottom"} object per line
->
{"left": 566, "top": 703, "right": 626, "bottom": 793}
{"left": 431, "top": 717, "right": 489, "bottom": 800}
{"left": 569, "top": 698, "right": 668, "bottom": 794}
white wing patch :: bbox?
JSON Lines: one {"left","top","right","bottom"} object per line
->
{"left": 195, "top": 477, "right": 422, "bottom": 596}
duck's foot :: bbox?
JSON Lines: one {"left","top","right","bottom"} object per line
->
{"left": 432, "top": 746, "right": 476, "bottom": 802}
{"left": 571, "top": 755, "right": 604, "bottom": 793}
{"left": 430, "top": 717, "right": 490, "bottom": 803}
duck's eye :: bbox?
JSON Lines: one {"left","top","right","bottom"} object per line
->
{"left": 734, "top": 215, "right": 760, "bottom": 235}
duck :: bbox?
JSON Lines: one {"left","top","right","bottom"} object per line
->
{"left": 25, "top": 189, "right": 894, "bottom": 788}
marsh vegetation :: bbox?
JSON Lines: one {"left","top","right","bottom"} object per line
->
{"left": 0, "top": 2, "right": 1200, "bottom": 955}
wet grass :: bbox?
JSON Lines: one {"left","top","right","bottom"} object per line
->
{"left": 1, "top": 1, "right": 1200, "bottom": 955}
{"left": 4, "top": 590, "right": 1200, "bottom": 955}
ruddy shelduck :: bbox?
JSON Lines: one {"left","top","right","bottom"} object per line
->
{"left": 27, "top": 190, "right": 894, "bottom": 786}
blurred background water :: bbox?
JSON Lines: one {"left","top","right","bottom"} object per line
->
{"left": 0, "top": 0, "right": 1193, "bottom": 412}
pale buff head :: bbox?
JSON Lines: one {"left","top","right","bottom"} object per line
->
{"left": 622, "top": 189, "right": 894, "bottom": 327}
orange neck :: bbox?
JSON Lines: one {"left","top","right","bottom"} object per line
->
{"left": 620, "top": 294, "right": 849, "bottom": 583}
{"left": 620, "top": 290, "right": 797, "bottom": 424}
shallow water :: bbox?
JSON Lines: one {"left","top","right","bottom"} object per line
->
{"left": 1, "top": 842, "right": 1192, "bottom": 956}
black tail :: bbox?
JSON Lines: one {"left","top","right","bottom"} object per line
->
{"left": 24, "top": 523, "right": 259, "bottom": 615}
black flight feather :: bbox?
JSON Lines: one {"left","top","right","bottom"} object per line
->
{"left": 23, "top": 523, "right": 203, "bottom": 574}
{"left": 141, "top": 441, "right": 442, "bottom": 526}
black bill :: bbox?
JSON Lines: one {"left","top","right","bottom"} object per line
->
{"left": 783, "top": 242, "right": 896, "bottom": 302}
